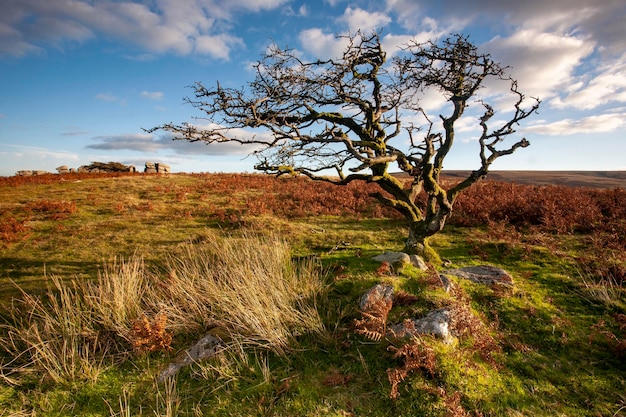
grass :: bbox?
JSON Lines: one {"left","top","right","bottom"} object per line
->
{"left": 0, "top": 172, "right": 624, "bottom": 416}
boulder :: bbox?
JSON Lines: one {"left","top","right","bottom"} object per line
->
{"left": 144, "top": 162, "right": 157, "bottom": 173}
{"left": 156, "top": 163, "right": 171, "bottom": 173}
{"left": 388, "top": 308, "right": 455, "bottom": 344}
{"left": 372, "top": 252, "right": 428, "bottom": 271}
{"left": 56, "top": 165, "right": 69, "bottom": 174}
{"left": 443, "top": 265, "right": 513, "bottom": 286}
{"left": 359, "top": 283, "right": 394, "bottom": 312}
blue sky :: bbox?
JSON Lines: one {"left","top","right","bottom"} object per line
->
{"left": 1, "top": 0, "right": 625, "bottom": 176}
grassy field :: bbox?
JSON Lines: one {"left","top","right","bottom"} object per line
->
{"left": 0, "top": 172, "right": 624, "bottom": 416}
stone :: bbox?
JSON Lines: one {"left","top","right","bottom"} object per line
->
{"left": 145, "top": 162, "right": 157, "bottom": 173}
{"left": 158, "top": 333, "right": 225, "bottom": 382}
{"left": 359, "top": 283, "right": 394, "bottom": 312}
{"left": 443, "top": 265, "right": 514, "bottom": 286}
{"left": 372, "top": 252, "right": 428, "bottom": 271}
{"left": 156, "top": 163, "right": 171, "bottom": 173}
{"left": 387, "top": 308, "right": 455, "bottom": 344}
{"left": 56, "top": 165, "right": 69, "bottom": 174}
{"left": 409, "top": 254, "right": 429, "bottom": 271}
{"left": 439, "top": 274, "right": 453, "bottom": 293}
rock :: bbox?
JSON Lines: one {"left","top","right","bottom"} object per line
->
{"left": 158, "top": 333, "right": 225, "bottom": 382}
{"left": 359, "top": 283, "right": 394, "bottom": 312}
{"left": 439, "top": 274, "right": 453, "bottom": 293}
{"left": 372, "top": 252, "right": 428, "bottom": 271}
{"left": 156, "top": 163, "right": 171, "bottom": 173}
{"left": 409, "top": 255, "right": 429, "bottom": 271}
{"left": 387, "top": 308, "right": 455, "bottom": 344}
{"left": 56, "top": 165, "right": 69, "bottom": 174}
{"left": 443, "top": 265, "right": 514, "bottom": 286}
{"left": 16, "top": 170, "right": 33, "bottom": 176}
{"left": 145, "top": 162, "right": 157, "bottom": 173}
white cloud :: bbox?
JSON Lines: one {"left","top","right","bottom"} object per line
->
{"left": 298, "top": 28, "right": 349, "bottom": 60}
{"left": 550, "top": 53, "right": 626, "bottom": 110}
{"left": 284, "top": 4, "right": 308, "bottom": 17}
{"left": 89, "top": 133, "right": 161, "bottom": 152}
{"left": 484, "top": 29, "right": 595, "bottom": 101}
{"left": 140, "top": 91, "right": 164, "bottom": 100}
{"left": 525, "top": 111, "right": 626, "bottom": 135}
{"left": 0, "top": 0, "right": 289, "bottom": 59}
{"left": 95, "top": 93, "right": 119, "bottom": 102}
{"left": 338, "top": 7, "right": 391, "bottom": 32}
{"left": 195, "top": 34, "right": 244, "bottom": 59}
{"left": 88, "top": 126, "right": 269, "bottom": 156}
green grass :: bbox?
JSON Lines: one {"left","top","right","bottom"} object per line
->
{"left": 1, "top": 173, "right": 624, "bottom": 416}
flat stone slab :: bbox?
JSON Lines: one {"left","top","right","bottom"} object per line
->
{"left": 372, "top": 252, "right": 428, "bottom": 271}
{"left": 442, "top": 265, "right": 513, "bottom": 286}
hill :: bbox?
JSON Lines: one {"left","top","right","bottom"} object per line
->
{"left": 441, "top": 170, "right": 626, "bottom": 188}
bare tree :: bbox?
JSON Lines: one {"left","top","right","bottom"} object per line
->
{"left": 149, "top": 32, "right": 539, "bottom": 260}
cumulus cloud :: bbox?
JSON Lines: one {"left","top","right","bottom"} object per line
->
{"left": 385, "top": 0, "right": 626, "bottom": 113}
{"left": 484, "top": 29, "right": 595, "bottom": 101}
{"left": 525, "top": 111, "right": 626, "bottom": 135}
{"left": 95, "top": 93, "right": 119, "bottom": 102}
{"left": 550, "top": 54, "right": 626, "bottom": 110}
{"left": 284, "top": 4, "right": 308, "bottom": 17}
{"left": 88, "top": 127, "right": 268, "bottom": 155}
{"left": 95, "top": 92, "right": 127, "bottom": 105}
{"left": 140, "top": 91, "right": 164, "bottom": 100}
{"left": 0, "top": 0, "right": 289, "bottom": 58}
{"left": 338, "top": 7, "right": 391, "bottom": 32}
{"left": 298, "top": 28, "right": 349, "bottom": 60}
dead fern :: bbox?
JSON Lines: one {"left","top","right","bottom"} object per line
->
{"left": 386, "top": 338, "right": 437, "bottom": 399}
{"left": 376, "top": 261, "right": 393, "bottom": 277}
{"left": 130, "top": 312, "right": 173, "bottom": 353}
{"left": 448, "top": 286, "right": 501, "bottom": 365}
{"left": 394, "top": 290, "right": 419, "bottom": 306}
{"left": 354, "top": 298, "right": 392, "bottom": 342}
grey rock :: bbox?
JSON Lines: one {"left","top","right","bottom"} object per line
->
{"left": 388, "top": 308, "right": 455, "bottom": 344}
{"left": 372, "top": 252, "right": 428, "bottom": 271}
{"left": 443, "top": 265, "right": 514, "bottom": 286}
{"left": 359, "top": 283, "right": 394, "bottom": 312}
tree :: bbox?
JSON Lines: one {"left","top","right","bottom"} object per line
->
{"left": 149, "top": 32, "right": 539, "bottom": 261}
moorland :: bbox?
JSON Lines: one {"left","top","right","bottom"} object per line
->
{"left": 0, "top": 171, "right": 624, "bottom": 416}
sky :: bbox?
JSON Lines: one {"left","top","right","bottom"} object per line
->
{"left": 1, "top": 0, "right": 625, "bottom": 176}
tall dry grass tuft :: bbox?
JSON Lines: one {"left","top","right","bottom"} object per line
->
{"left": 1, "top": 230, "right": 327, "bottom": 385}
{"left": 153, "top": 230, "right": 326, "bottom": 354}
{"left": 85, "top": 256, "right": 148, "bottom": 341}
{"left": 1, "top": 277, "right": 105, "bottom": 384}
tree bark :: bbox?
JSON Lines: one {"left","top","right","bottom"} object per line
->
{"left": 404, "top": 220, "right": 443, "bottom": 264}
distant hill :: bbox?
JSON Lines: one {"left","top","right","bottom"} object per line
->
{"left": 392, "top": 171, "right": 626, "bottom": 189}
{"left": 437, "top": 171, "right": 626, "bottom": 189}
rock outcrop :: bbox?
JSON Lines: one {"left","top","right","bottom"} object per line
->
{"left": 144, "top": 162, "right": 170, "bottom": 173}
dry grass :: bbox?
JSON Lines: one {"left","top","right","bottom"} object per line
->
{"left": 154, "top": 231, "right": 327, "bottom": 354}
{"left": 0, "top": 277, "right": 107, "bottom": 385}
{"left": 0, "top": 231, "right": 327, "bottom": 385}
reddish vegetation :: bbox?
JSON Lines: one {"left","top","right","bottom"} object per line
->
{"left": 2, "top": 172, "right": 624, "bottom": 283}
